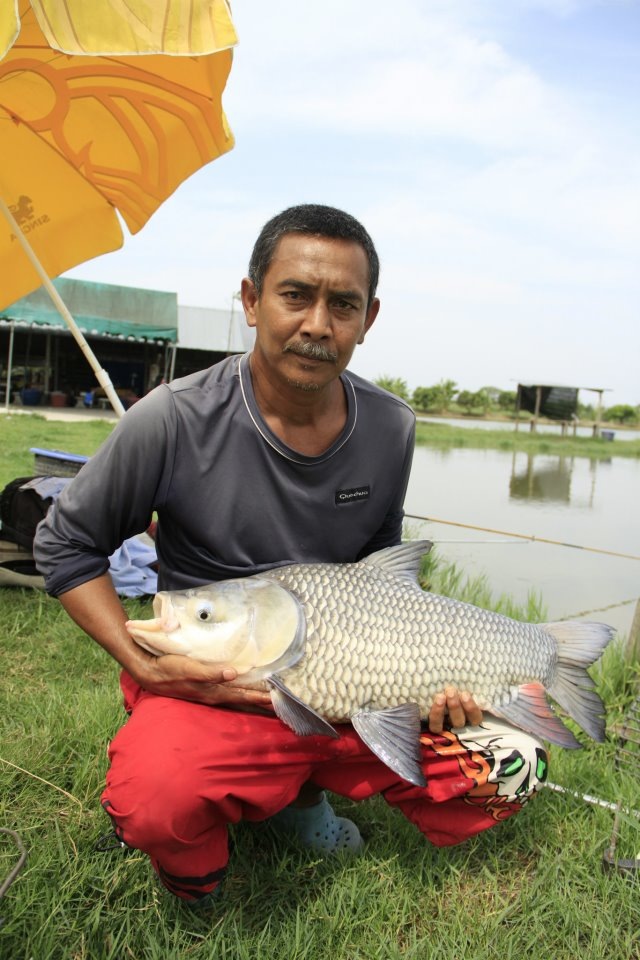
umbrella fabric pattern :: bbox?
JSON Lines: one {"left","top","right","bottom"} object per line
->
{"left": 0, "top": 0, "right": 237, "bottom": 312}
{"left": 0, "top": 0, "right": 238, "bottom": 58}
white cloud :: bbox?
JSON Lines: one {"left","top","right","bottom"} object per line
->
{"left": 66, "top": 0, "right": 639, "bottom": 405}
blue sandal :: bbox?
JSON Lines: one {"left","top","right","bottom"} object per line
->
{"left": 269, "top": 792, "right": 363, "bottom": 853}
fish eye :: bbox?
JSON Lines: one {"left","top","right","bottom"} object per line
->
{"left": 194, "top": 601, "right": 214, "bottom": 622}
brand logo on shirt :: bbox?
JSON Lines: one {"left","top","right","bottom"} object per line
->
{"left": 335, "top": 485, "right": 370, "bottom": 505}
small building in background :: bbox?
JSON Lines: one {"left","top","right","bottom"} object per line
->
{"left": 171, "top": 300, "right": 255, "bottom": 382}
{"left": 0, "top": 279, "right": 253, "bottom": 408}
{"left": 516, "top": 382, "right": 609, "bottom": 437}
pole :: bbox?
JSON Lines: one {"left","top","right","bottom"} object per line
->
{"left": 227, "top": 291, "right": 241, "bottom": 355}
{"left": 0, "top": 197, "right": 125, "bottom": 418}
{"left": 44, "top": 332, "right": 51, "bottom": 396}
{"left": 530, "top": 385, "right": 542, "bottom": 433}
{"left": 4, "top": 322, "right": 14, "bottom": 412}
{"left": 593, "top": 388, "right": 603, "bottom": 439}
{"left": 626, "top": 599, "right": 640, "bottom": 665}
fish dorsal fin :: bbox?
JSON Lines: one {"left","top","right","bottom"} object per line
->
{"left": 359, "top": 540, "right": 432, "bottom": 585}
{"left": 351, "top": 703, "right": 426, "bottom": 787}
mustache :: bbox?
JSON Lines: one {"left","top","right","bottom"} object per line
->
{"left": 283, "top": 340, "right": 338, "bottom": 363}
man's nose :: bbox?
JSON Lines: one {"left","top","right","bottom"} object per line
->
{"left": 300, "top": 300, "right": 332, "bottom": 338}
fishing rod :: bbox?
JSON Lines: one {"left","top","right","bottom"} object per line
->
{"left": 405, "top": 513, "right": 640, "bottom": 562}
{"left": 0, "top": 828, "right": 27, "bottom": 918}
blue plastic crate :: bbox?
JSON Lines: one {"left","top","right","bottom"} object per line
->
{"left": 29, "top": 447, "right": 89, "bottom": 477}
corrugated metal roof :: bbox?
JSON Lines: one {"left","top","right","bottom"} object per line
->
{"left": 178, "top": 304, "right": 255, "bottom": 353}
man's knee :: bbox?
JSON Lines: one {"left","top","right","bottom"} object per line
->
{"left": 103, "top": 764, "right": 211, "bottom": 850}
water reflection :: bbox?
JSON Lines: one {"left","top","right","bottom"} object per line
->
{"left": 509, "top": 453, "right": 572, "bottom": 503}
{"left": 508, "top": 453, "right": 614, "bottom": 507}
{"left": 406, "top": 444, "right": 640, "bottom": 635}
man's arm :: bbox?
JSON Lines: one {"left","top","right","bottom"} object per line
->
{"left": 59, "top": 574, "right": 273, "bottom": 708}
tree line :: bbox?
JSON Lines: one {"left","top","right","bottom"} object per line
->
{"left": 374, "top": 376, "right": 640, "bottom": 425}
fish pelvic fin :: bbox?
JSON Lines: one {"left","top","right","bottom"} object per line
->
{"left": 268, "top": 675, "right": 339, "bottom": 739}
{"left": 359, "top": 540, "right": 433, "bottom": 586}
{"left": 351, "top": 703, "right": 426, "bottom": 787}
{"left": 545, "top": 620, "right": 615, "bottom": 743}
{"left": 492, "top": 682, "right": 582, "bottom": 748}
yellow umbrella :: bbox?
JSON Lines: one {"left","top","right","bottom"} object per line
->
{"left": 0, "top": 0, "right": 238, "bottom": 58}
{"left": 0, "top": 0, "right": 237, "bottom": 414}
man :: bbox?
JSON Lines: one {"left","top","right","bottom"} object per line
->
{"left": 35, "top": 204, "right": 545, "bottom": 907}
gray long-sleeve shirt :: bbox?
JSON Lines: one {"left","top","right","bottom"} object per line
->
{"left": 34, "top": 353, "right": 415, "bottom": 595}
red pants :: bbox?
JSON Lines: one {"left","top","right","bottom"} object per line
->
{"left": 102, "top": 672, "right": 548, "bottom": 901}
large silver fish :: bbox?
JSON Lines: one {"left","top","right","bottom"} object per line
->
{"left": 125, "top": 540, "right": 614, "bottom": 786}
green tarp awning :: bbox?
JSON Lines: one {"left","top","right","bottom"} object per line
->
{"left": 0, "top": 278, "right": 178, "bottom": 342}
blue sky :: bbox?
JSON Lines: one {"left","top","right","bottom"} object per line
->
{"left": 68, "top": 0, "right": 640, "bottom": 407}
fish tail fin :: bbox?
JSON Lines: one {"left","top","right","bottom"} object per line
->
{"left": 544, "top": 620, "right": 615, "bottom": 743}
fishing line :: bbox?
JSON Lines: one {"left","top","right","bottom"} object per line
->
{"left": 562, "top": 597, "right": 639, "bottom": 620}
{"left": 430, "top": 539, "right": 526, "bottom": 544}
{"left": 406, "top": 514, "right": 640, "bottom": 562}
{"left": 544, "top": 781, "right": 640, "bottom": 817}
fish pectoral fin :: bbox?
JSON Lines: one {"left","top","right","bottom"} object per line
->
{"left": 491, "top": 682, "right": 582, "bottom": 749}
{"left": 351, "top": 703, "right": 426, "bottom": 787}
{"left": 268, "top": 676, "right": 339, "bottom": 739}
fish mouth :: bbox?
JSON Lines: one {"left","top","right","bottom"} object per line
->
{"left": 125, "top": 593, "right": 180, "bottom": 654}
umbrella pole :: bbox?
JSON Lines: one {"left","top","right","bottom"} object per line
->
{"left": 0, "top": 198, "right": 126, "bottom": 418}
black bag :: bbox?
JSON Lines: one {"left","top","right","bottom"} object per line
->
{"left": 0, "top": 476, "right": 53, "bottom": 551}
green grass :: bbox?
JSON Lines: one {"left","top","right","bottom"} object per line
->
{"left": 1, "top": 417, "right": 640, "bottom": 958}
{"left": 0, "top": 413, "right": 115, "bottom": 489}
{"left": 415, "top": 420, "right": 640, "bottom": 459}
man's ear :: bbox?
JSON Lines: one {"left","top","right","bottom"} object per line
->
{"left": 241, "top": 278, "right": 259, "bottom": 327}
{"left": 358, "top": 297, "right": 380, "bottom": 344}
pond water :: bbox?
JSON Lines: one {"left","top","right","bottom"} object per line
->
{"left": 405, "top": 444, "right": 640, "bottom": 638}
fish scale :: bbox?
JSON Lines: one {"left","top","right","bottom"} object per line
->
{"left": 260, "top": 560, "right": 556, "bottom": 721}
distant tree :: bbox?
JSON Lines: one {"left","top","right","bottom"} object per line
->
{"left": 456, "top": 389, "right": 491, "bottom": 415}
{"left": 411, "top": 386, "right": 439, "bottom": 411}
{"left": 577, "top": 402, "right": 594, "bottom": 420}
{"left": 480, "top": 386, "right": 501, "bottom": 405}
{"left": 412, "top": 380, "right": 457, "bottom": 413}
{"left": 603, "top": 404, "right": 639, "bottom": 425}
{"left": 434, "top": 379, "right": 457, "bottom": 413}
{"left": 497, "top": 390, "right": 517, "bottom": 413}
{"left": 456, "top": 390, "right": 477, "bottom": 414}
{"left": 475, "top": 388, "right": 491, "bottom": 414}
{"left": 374, "top": 375, "right": 410, "bottom": 402}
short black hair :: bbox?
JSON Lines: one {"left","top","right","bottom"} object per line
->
{"left": 248, "top": 204, "right": 380, "bottom": 307}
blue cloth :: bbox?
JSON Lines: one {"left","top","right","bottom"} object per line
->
{"left": 107, "top": 537, "right": 157, "bottom": 598}
{"left": 28, "top": 477, "right": 157, "bottom": 597}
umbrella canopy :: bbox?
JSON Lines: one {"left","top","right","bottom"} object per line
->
{"left": 0, "top": 0, "right": 237, "bottom": 311}
{"left": 0, "top": 0, "right": 237, "bottom": 414}
{"left": 0, "top": 0, "right": 238, "bottom": 58}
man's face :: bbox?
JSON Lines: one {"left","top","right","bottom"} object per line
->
{"left": 242, "top": 234, "right": 379, "bottom": 393}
